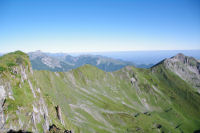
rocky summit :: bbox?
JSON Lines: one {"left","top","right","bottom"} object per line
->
{"left": 163, "top": 53, "right": 200, "bottom": 92}
{"left": 0, "top": 51, "right": 200, "bottom": 133}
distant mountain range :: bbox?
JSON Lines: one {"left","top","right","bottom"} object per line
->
{"left": 28, "top": 50, "right": 200, "bottom": 71}
{"left": 1, "top": 50, "right": 199, "bottom": 71}
{"left": 28, "top": 50, "right": 134, "bottom": 72}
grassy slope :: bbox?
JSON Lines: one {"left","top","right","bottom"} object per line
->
{"left": 0, "top": 51, "right": 35, "bottom": 130}
{"left": 34, "top": 64, "right": 200, "bottom": 133}
{"left": 1, "top": 51, "right": 200, "bottom": 133}
{"left": 0, "top": 51, "right": 75, "bottom": 132}
{"left": 0, "top": 51, "right": 30, "bottom": 72}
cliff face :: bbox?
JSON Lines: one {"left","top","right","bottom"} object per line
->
{"left": 0, "top": 51, "right": 69, "bottom": 132}
{"left": 163, "top": 53, "right": 200, "bottom": 92}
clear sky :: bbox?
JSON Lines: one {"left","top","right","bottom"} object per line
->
{"left": 0, "top": 0, "right": 200, "bottom": 53}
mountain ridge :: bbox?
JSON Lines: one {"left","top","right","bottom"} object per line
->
{"left": 28, "top": 51, "right": 133, "bottom": 72}
{"left": 0, "top": 51, "right": 200, "bottom": 133}
{"left": 151, "top": 53, "right": 200, "bottom": 93}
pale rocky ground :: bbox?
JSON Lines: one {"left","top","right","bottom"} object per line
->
{"left": 164, "top": 53, "right": 200, "bottom": 93}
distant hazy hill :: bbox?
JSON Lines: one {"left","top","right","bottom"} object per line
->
{"left": 28, "top": 51, "right": 133, "bottom": 72}
{"left": 82, "top": 50, "right": 200, "bottom": 66}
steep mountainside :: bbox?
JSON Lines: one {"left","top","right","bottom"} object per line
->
{"left": 162, "top": 53, "right": 200, "bottom": 92}
{"left": 28, "top": 51, "right": 133, "bottom": 72}
{"left": 0, "top": 51, "right": 200, "bottom": 133}
{"left": 0, "top": 51, "right": 74, "bottom": 132}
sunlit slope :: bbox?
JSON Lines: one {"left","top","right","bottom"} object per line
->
{"left": 1, "top": 51, "right": 199, "bottom": 132}
{"left": 34, "top": 63, "right": 200, "bottom": 133}
{"left": 0, "top": 51, "right": 75, "bottom": 132}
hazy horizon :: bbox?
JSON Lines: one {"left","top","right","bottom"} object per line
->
{"left": 2, "top": 49, "right": 199, "bottom": 66}
{"left": 1, "top": 49, "right": 200, "bottom": 54}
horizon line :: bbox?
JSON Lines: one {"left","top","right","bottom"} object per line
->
{"left": 1, "top": 49, "right": 200, "bottom": 54}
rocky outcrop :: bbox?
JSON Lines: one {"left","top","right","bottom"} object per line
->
{"left": 163, "top": 53, "right": 200, "bottom": 91}
{"left": 0, "top": 85, "right": 6, "bottom": 129}
{"left": 48, "top": 124, "right": 72, "bottom": 133}
{"left": 156, "top": 124, "right": 162, "bottom": 129}
{"left": 55, "top": 106, "right": 65, "bottom": 126}
{"left": 0, "top": 51, "right": 68, "bottom": 132}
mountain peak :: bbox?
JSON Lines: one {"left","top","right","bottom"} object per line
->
{"left": 0, "top": 51, "right": 31, "bottom": 73}
{"left": 173, "top": 53, "right": 185, "bottom": 59}
{"left": 151, "top": 53, "right": 200, "bottom": 92}
{"left": 170, "top": 53, "right": 189, "bottom": 62}
{"left": 168, "top": 53, "right": 198, "bottom": 66}
{"left": 175, "top": 53, "right": 184, "bottom": 57}
{"left": 162, "top": 53, "right": 200, "bottom": 91}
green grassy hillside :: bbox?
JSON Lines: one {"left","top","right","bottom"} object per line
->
{"left": 34, "top": 64, "right": 200, "bottom": 133}
{"left": 0, "top": 51, "right": 200, "bottom": 133}
{"left": 0, "top": 51, "right": 74, "bottom": 132}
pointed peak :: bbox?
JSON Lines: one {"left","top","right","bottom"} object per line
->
{"left": 151, "top": 53, "right": 198, "bottom": 69}
{"left": 172, "top": 53, "right": 185, "bottom": 60}
{"left": 176, "top": 53, "right": 185, "bottom": 57}
{"left": 170, "top": 53, "right": 197, "bottom": 64}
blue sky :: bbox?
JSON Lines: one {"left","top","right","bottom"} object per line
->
{"left": 0, "top": 0, "right": 200, "bottom": 53}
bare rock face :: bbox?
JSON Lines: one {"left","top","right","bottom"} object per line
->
{"left": 163, "top": 53, "right": 200, "bottom": 91}
{"left": 55, "top": 106, "right": 65, "bottom": 125}
{"left": 0, "top": 64, "right": 51, "bottom": 132}
{"left": 0, "top": 85, "right": 6, "bottom": 129}
{"left": 0, "top": 51, "right": 72, "bottom": 133}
